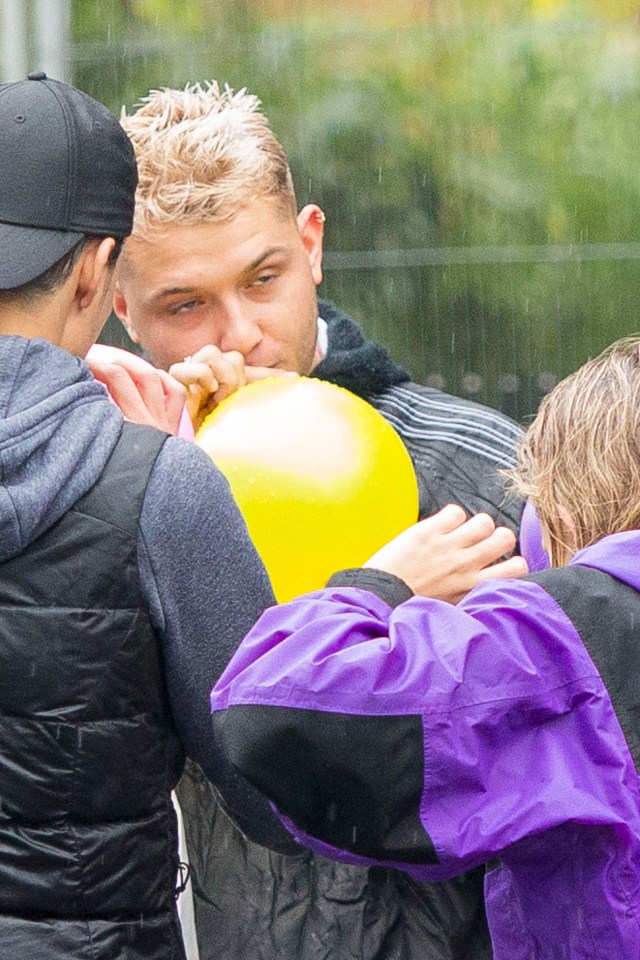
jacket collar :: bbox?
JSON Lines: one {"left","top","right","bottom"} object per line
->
{"left": 570, "top": 530, "right": 640, "bottom": 592}
{"left": 313, "top": 300, "right": 410, "bottom": 399}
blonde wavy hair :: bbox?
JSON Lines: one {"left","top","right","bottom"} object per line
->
{"left": 121, "top": 82, "right": 297, "bottom": 239}
{"left": 509, "top": 335, "right": 640, "bottom": 567}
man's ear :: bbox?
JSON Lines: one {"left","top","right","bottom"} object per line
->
{"left": 113, "top": 281, "right": 140, "bottom": 345}
{"left": 74, "top": 237, "right": 116, "bottom": 310}
{"left": 297, "top": 204, "right": 325, "bottom": 286}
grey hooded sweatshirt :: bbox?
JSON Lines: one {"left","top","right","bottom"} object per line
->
{"left": 0, "top": 335, "right": 287, "bottom": 847}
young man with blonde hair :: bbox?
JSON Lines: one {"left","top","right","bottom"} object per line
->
{"left": 113, "top": 80, "right": 525, "bottom": 960}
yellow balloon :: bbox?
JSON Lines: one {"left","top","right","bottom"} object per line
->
{"left": 195, "top": 377, "right": 419, "bottom": 602}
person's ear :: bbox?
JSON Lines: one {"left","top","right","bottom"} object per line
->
{"left": 559, "top": 507, "right": 577, "bottom": 552}
{"left": 297, "top": 204, "right": 325, "bottom": 286}
{"left": 74, "top": 237, "right": 116, "bottom": 310}
{"left": 547, "top": 506, "right": 577, "bottom": 566}
{"left": 112, "top": 281, "right": 141, "bottom": 345}
{"left": 59, "top": 238, "right": 119, "bottom": 358}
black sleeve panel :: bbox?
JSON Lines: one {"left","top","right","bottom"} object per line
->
{"left": 214, "top": 704, "right": 439, "bottom": 865}
{"left": 527, "top": 565, "right": 640, "bottom": 773}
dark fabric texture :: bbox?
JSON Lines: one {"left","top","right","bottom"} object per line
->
{"left": 220, "top": 706, "right": 436, "bottom": 864}
{"left": 326, "top": 567, "right": 414, "bottom": 607}
{"left": 138, "top": 438, "right": 294, "bottom": 854}
{"left": 0, "top": 337, "right": 123, "bottom": 563}
{"left": 527, "top": 564, "right": 640, "bottom": 772}
{"left": 177, "top": 762, "right": 491, "bottom": 960}
{"left": 313, "top": 301, "right": 411, "bottom": 397}
{"left": 0, "top": 423, "right": 186, "bottom": 959}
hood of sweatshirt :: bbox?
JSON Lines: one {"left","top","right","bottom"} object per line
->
{"left": 0, "top": 336, "right": 123, "bottom": 562}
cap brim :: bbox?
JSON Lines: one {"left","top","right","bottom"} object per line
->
{"left": 0, "top": 221, "right": 83, "bottom": 289}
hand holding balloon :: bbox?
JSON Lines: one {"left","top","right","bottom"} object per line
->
{"left": 364, "top": 504, "right": 528, "bottom": 604}
{"left": 170, "top": 344, "right": 297, "bottom": 430}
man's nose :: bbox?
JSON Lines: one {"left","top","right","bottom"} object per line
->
{"left": 217, "top": 301, "right": 263, "bottom": 355}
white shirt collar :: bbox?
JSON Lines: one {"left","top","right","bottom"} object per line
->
{"left": 313, "top": 316, "right": 328, "bottom": 366}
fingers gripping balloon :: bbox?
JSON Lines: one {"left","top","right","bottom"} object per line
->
{"left": 195, "top": 377, "right": 419, "bottom": 602}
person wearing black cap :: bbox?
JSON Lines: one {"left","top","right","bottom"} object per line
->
{"left": 0, "top": 73, "right": 294, "bottom": 959}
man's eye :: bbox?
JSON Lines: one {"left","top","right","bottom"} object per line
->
{"left": 170, "top": 300, "right": 200, "bottom": 314}
{"left": 252, "top": 273, "right": 276, "bottom": 287}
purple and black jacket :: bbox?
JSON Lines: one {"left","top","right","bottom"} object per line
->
{"left": 211, "top": 531, "right": 640, "bottom": 959}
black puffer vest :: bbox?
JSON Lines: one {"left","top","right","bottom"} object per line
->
{"left": 0, "top": 423, "right": 186, "bottom": 959}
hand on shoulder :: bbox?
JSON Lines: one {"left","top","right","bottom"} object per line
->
{"left": 364, "top": 504, "right": 528, "bottom": 604}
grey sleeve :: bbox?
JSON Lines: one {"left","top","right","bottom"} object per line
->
{"left": 137, "top": 437, "right": 296, "bottom": 850}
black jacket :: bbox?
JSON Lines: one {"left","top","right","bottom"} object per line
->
{"left": 178, "top": 304, "right": 525, "bottom": 960}
{"left": 0, "top": 424, "right": 186, "bottom": 959}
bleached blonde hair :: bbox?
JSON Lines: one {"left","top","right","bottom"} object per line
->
{"left": 121, "top": 81, "right": 297, "bottom": 239}
{"left": 509, "top": 335, "right": 640, "bottom": 566}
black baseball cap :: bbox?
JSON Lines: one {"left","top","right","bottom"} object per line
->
{"left": 0, "top": 72, "right": 137, "bottom": 289}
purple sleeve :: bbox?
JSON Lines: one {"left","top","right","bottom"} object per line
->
{"left": 211, "top": 579, "right": 639, "bottom": 877}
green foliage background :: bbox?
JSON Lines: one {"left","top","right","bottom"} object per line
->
{"left": 70, "top": 0, "right": 640, "bottom": 419}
